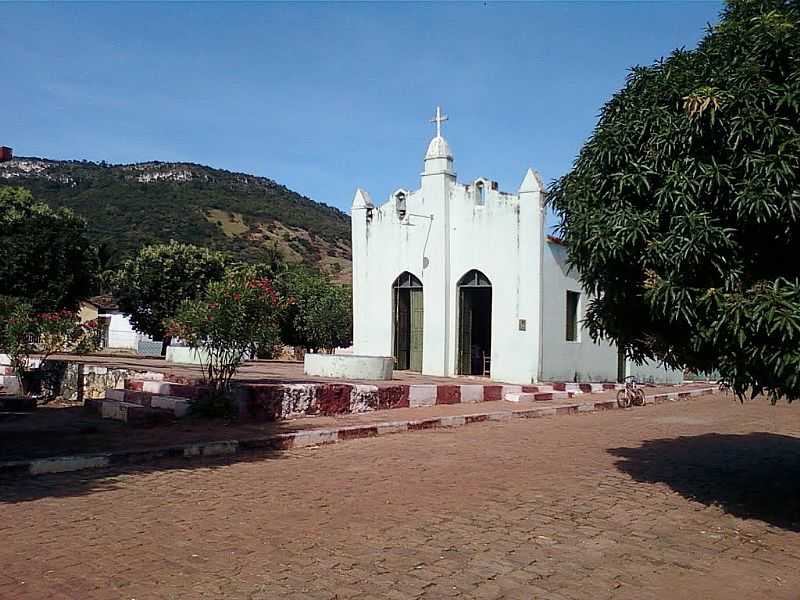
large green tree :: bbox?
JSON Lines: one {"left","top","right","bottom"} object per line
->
{"left": 548, "top": 0, "right": 800, "bottom": 401}
{"left": 109, "top": 241, "right": 228, "bottom": 354}
{"left": 0, "top": 187, "right": 98, "bottom": 310}
{"left": 277, "top": 267, "right": 352, "bottom": 353}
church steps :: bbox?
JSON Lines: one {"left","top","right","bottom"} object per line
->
{"left": 86, "top": 398, "right": 175, "bottom": 427}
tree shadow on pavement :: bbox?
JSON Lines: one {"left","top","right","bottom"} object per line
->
{"left": 609, "top": 432, "right": 800, "bottom": 532}
{"left": 0, "top": 451, "right": 287, "bottom": 505}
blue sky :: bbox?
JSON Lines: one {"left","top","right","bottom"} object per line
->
{"left": 3, "top": 1, "right": 722, "bottom": 223}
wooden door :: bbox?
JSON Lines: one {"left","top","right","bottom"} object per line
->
{"left": 458, "top": 289, "right": 473, "bottom": 375}
{"left": 394, "top": 289, "right": 410, "bottom": 370}
{"left": 409, "top": 288, "right": 424, "bottom": 372}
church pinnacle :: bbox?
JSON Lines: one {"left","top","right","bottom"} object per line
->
{"left": 425, "top": 105, "right": 453, "bottom": 163}
{"left": 430, "top": 106, "right": 448, "bottom": 138}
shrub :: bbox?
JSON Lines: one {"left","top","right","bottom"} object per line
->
{"left": 168, "top": 268, "right": 281, "bottom": 413}
{"left": 0, "top": 299, "right": 99, "bottom": 397}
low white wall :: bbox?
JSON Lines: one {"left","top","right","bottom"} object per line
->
{"left": 304, "top": 353, "right": 393, "bottom": 381}
{"left": 103, "top": 313, "right": 140, "bottom": 350}
{"left": 627, "top": 360, "right": 683, "bottom": 385}
{"left": 165, "top": 346, "right": 210, "bottom": 365}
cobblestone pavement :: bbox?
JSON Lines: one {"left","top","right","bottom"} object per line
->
{"left": 1, "top": 394, "right": 798, "bottom": 600}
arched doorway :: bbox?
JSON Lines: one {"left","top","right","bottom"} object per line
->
{"left": 457, "top": 270, "right": 492, "bottom": 376}
{"left": 393, "top": 272, "right": 423, "bottom": 371}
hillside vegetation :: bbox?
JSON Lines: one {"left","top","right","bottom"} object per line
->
{"left": 0, "top": 158, "right": 352, "bottom": 280}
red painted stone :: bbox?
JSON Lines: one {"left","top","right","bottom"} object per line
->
{"left": 238, "top": 435, "right": 293, "bottom": 451}
{"left": 376, "top": 385, "right": 410, "bottom": 409}
{"left": 125, "top": 391, "right": 152, "bottom": 407}
{"left": 166, "top": 383, "right": 211, "bottom": 401}
{"left": 602, "top": 383, "right": 617, "bottom": 390}
{"left": 408, "top": 418, "right": 441, "bottom": 430}
{"left": 436, "top": 385, "right": 460, "bottom": 405}
{"left": 162, "top": 373, "right": 204, "bottom": 386}
{"left": 242, "top": 385, "right": 283, "bottom": 421}
{"left": 533, "top": 392, "right": 554, "bottom": 401}
{"left": 317, "top": 384, "right": 353, "bottom": 415}
{"left": 482, "top": 385, "right": 503, "bottom": 401}
{"left": 578, "top": 383, "right": 593, "bottom": 393}
{"left": 465, "top": 414, "right": 489, "bottom": 424}
{"left": 521, "top": 385, "right": 539, "bottom": 393}
{"left": 552, "top": 382, "right": 567, "bottom": 391}
{"left": 337, "top": 425, "right": 379, "bottom": 441}
{"left": 125, "top": 380, "right": 144, "bottom": 391}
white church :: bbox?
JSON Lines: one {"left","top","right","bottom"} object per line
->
{"left": 350, "top": 108, "right": 679, "bottom": 386}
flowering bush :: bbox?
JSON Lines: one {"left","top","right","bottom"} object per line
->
{"left": 0, "top": 298, "right": 99, "bottom": 396}
{"left": 168, "top": 268, "right": 281, "bottom": 411}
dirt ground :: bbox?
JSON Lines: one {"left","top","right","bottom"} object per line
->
{"left": 0, "top": 393, "right": 797, "bottom": 599}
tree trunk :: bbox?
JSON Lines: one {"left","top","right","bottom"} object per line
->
{"left": 161, "top": 336, "right": 172, "bottom": 357}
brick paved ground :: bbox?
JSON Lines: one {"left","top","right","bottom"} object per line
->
{"left": 1, "top": 394, "right": 798, "bottom": 600}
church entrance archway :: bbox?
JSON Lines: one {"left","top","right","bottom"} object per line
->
{"left": 392, "top": 272, "right": 424, "bottom": 372}
{"left": 457, "top": 270, "right": 492, "bottom": 376}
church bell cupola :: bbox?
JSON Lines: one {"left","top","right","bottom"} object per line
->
{"left": 423, "top": 106, "right": 455, "bottom": 177}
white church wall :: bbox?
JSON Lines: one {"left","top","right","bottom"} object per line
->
{"left": 352, "top": 188, "right": 445, "bottom": 369}
{"left": 539, "top": 241, "right": 619, "bottom": 382}
{"left": 445, "top": 176, "right": 543, "bottom": 384}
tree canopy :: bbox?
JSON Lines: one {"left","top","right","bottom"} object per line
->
{"left": 548, "top": 0, "right": 800, "bottom": 401}
{"left": 108, "top": 241, "right": 228, "bottom": 352}
{"left": 277, "top": 267, "right": 352, "bottom": 353}
{"left": 0, "top": 187, "right": 98, "bottom": 310}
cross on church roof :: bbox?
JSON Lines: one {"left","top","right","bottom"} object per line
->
{"left": 430, "top": 106, "right": 448, "bottom": 138}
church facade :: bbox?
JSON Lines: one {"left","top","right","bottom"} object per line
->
{"left": 351, "top": 108, "right": 678, "bottom": 385}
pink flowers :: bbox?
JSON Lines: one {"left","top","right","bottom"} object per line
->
{"left": 36, "top": 309, "right": 77, "bottom": 323}
{"left": 246, "top": 278, "right": 279, "bottom": 305}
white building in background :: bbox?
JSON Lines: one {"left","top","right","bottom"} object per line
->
{"left": 351, "top": 107, "right": 679, "bottom": 385}
{"left": 79, "top": 296, "right": 154, "bottom": 352}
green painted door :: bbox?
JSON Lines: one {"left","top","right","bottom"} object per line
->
{"left": 394, "top": 289, "right": 410, "bottom": 370}
{"left": 458, "top": 289, "right": 473, "bottom": 375}
{"left": 409, "top": 288, "right": 424, "bottom": 372}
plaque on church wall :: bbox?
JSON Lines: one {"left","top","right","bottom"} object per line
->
{"left": 519, "top": 319, "right": 526, "bottom": 331}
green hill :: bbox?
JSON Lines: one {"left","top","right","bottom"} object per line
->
{"left": 0, "top": 157, "right": 352, "bottom": 280}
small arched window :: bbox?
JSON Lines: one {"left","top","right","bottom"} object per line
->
{"left": 395, "top": 191, "right": 407, "bottom": 220}
{"left": 475, "top": 181, "right": 485, "bottom": 205}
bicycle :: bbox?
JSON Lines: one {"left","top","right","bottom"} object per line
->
{"left": 616, "top": 375, "right": 646, "bottom": 408}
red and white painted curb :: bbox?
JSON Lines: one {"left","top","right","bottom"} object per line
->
{"left": 92, "top": 376, "right": 618, "bottom": 423}
{"left": 0, "top": 386, "right": 716, "bottom": 478}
